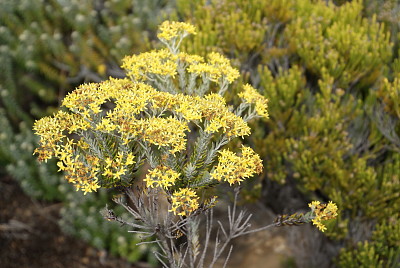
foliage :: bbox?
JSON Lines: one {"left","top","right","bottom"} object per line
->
{"left": 338, "top": 219, "right": 400, "bottom": 268}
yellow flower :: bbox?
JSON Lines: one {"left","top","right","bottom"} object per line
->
{"left": 169, "top": 188, "right": 199, "bottom": 216}
{"left": 172, "top": 94, "right": 203, "bottom": 121}
{"left": 157, "top": 21, "right": 196, "bottom": 41}
{"left": 33, "top": 20, "right": 266, "bottom": 197}
{"left": 136, "top": 117, "right": 189, "bottom": 154}
{"left": 176, "top": 52, "right": 204, "bottom": 65}
{"left": 62, "top": 82, "right": 108, "bottom": 116}
{"left": 33, "top": 110, "right": 90, "bottom": 162}
{"left": 308, "top": 201, "right": 338, "bottom": 232}
{"left": 53, "top": 139, "right": 101, "bottom": 194}
{"left": 187, "top": 52, "right": 239, "bottom": 83}
{"left": 208, "top": 52, "right": 240, "bottom": 83}
{"left": 202, "top": 94, "right": 251, "bottom": 137}
{"left": 102, "top": 152, "right": 135, "bottom": 180}
{"left": 144, "top": 166, "right": 180, "bottom": 189}
{"left": 121, "top": 49, "right": 177, "bottom": 80}
{"left": 238, "top": 84, "right": 269, "bottom": 118}
{"left": 96, "top": 118, "right": 117, "bottom": 132}
{"left": 210, "top": 146, "right": 263, "bottom": 185}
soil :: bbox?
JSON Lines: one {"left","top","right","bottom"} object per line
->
{"left": 0, "top": 175, "right": 150, "bottom": 268}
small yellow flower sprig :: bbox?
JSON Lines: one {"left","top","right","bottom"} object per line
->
{"left": 238, "top": 84, "right": 269, "bottom": 120}
{"left": 122, "top": 21, "right": 241, "bottom": 98}
{"left": 273, "top": 201, "right": 338, "bottom": 232}
{"left": 308, "top": 201, "right": 338, "bottom": 232}
{"left": 210, "top": 146, "right": 263, "bottom": 185}
{"left": 144, "top": 166, "right": 180, "bottom": 190}
{"left": 169, "top": 188, "right": 200, "bottom": 217}
{"left": 157, "top": 21, "right": 196, "bottom": 54}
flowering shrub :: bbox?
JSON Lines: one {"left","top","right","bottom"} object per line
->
{"left": 33, "top": 20, "right": 266, "bottom": 204}
{"left": 33, "top": 21, "right": 337, "bottom": 266}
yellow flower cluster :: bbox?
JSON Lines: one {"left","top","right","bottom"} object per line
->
{"left": 176, "top": 52, "right": 204, "bottom": 66}
{"left": 157, "top": 21, "right": 196, "bottom": 41}
{"left": 134, "top": 117, "right": 189, "bottom": 154}
{"left": 308, "top": 201, "right": 338, "bottom": 232}
{"left": 168, "top": 94, "right": 204, "bottom": 121}
{"left": 56, "top": 139, "right": 101, "bottom": 194}
{"left": 202, "top": 94, "right": 250, "bottom": 137}
{"left": 122, "top": 49, "right": 239, "bottom": 86}
{"left": 144, "top": 166, "right": 180, "bottom": 189}
{"left": 62, "top": 78, "right": 155, "bottom": 119}
{"left": 151, "top": 91, "right": 250, "bottom": 137}
{"left": 33, "top": 111, "right": 90, "bottom": 161}
{"left": 210, "top": 146, "right": 263, "bottom": 185}
{"left": 150, "top": 92, "right": 250, "bottom": 137}
{"left": 169, "top": 188, "right": 200, "bottom": 216}
{"left": 35, "top": 77, "right": 252, "bottom": 157}
{"left": 121, "top": 49, "right": 177, "bottom": 81}
{"left": 239, "top": 84, "right": 270, "bottom": 118}
{"left": 187, "top": 52, "right": 240, "bottom": 83}
{"left": 102, "top": 152, "right": 135, "bottom": 180}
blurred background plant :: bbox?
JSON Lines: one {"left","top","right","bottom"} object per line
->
{"left": 1, "top": 0, "right": 399, "bottom": 267}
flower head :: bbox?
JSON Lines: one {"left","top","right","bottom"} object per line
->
{"left": 210, "top": 146, "right": 263, "bottom": 185}
{"left": 122, "top": 49, "right": 177, "bottom": 81}
{"left": 187, "top": 52, "right": 240, "bottom": 83}
{"left": 308, "top": 201, "right": 338, "bottom": 232}
{"left": 144, "top": 166, "right": 180, "bottom": 189}
{"left": 169, "top": 188, "right": 200, "bottom": 216}
{"left": 239, "top": 84, "right": 269, "bottom": 118}
{"left": 157, "top": 21, "right": 196, "bottom": 41}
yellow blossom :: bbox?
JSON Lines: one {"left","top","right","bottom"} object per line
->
{"left": 208, "top": 52, "right": 240, "bottom": 83}
{"left": 210, "top": 146, "right": 263, "bottom": 185}
{"left": 187, "top": 52, "right": 239, "bottom": 83}
{"left": 33, "top": 20, "right": 264, "bottom": 197}
{"left": 33, "top": 111, "right": 90, "bottom": 161}
{"left": 157, "top": 21, "right": 196, "bottom": 41}
{"left": 62, "top": 82, "right": 108, "bottom": 116}
{"left": 134, "top": 117, "right": 189, "bottom": 154}
{"left": 172, "top": 94, "right": 203, "bottom": 121}
{"left": 150, "top": 92, "right": 203, "bottom": 121}
{"left": 202, "top": 94, "right": 250, "bottom": 137}
{"left": 169, "top": 188, "right": 199, "bottom": 216}
{"left": 176, "top": 52, "right": 204, "bottom": 65}
{"left": 55, "top": 139, "right": 101, "bottom": 194}
{"left": 144, "top": 166, "right": 180, "bottom": 189}
{"left": 121, "top": 49, "right": 177, "bottom": 80}
{"left": 239, "top": 84, "right": 269, "bottom": 118}
{"left": 96, "top": 118, "right": 117, "bottom": 132}
{"left": 102, "top": 152, "right": 135, "bottom": 180}
{"left": 308, "top": 201, "right": 338, "bottom": 232}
